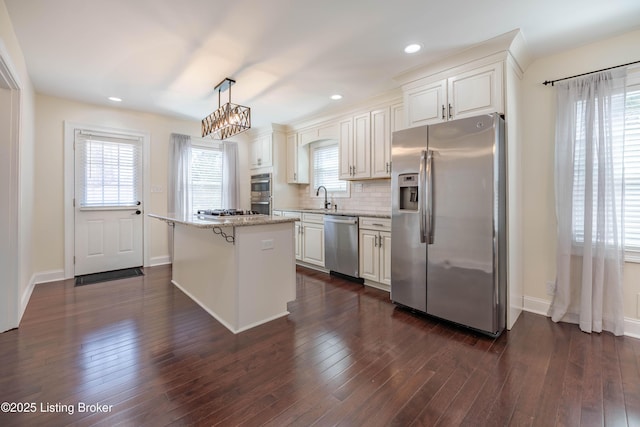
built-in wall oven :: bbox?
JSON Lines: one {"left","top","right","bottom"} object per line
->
{"left": 250, "top": 173, "right": 272, "bottom": 215}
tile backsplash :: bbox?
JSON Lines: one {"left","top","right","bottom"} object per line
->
{"left": 297, "top": 179, "right": 391, "bottom": 214}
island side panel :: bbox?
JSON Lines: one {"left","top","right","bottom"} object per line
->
{"left": 235, "top": 222, "right": 296, "bottom": 332}
{"left": 172, "top": 224, "right": 238, "bottom": 332}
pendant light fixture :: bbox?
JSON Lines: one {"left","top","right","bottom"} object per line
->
{"left": 201, "top": 77, "right": 251, "bottom": 139}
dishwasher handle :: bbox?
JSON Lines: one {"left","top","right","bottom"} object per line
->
{"left": 324, "top": 216, "right": 358, "bottom": 225}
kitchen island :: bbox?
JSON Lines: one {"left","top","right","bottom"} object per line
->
{"left": 149, "top": 213, "right": 297, "bottom": 334}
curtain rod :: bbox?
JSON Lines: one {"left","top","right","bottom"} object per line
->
{"left": 542, "top": 59, "right": 640, "bottom": 86}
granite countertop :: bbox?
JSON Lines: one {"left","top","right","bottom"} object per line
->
{"left": 275, "top": 208, "right": 391, "bottom": 219}
{"left": 148, "top": 213, "right": 297, "bottom": 228}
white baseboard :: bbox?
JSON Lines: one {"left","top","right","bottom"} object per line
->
{"left": 364, "top": 280, "right": 390, "bottom": 293}
{"left": 624, "top": 317, "right": 640, "bottom": 339}
{"left": 295, "top": 261, "right": 328, "bottom": 274}
{"left": 149, "top": 255, "right": 172, "bottom": 267}
{"left": 523, "top": 295, "right": 640, "bottom": 339}
{"left": 18, "top": 274, "right": 38, "bottom": 323}
{"left": 171, "top": 279, "right": 240, "bottom": 334}
{"left": 34, "top": 269, "right": 66, "bottom": 284}
{"left": 523, "top": 296, "right": 551, "bottom": 316}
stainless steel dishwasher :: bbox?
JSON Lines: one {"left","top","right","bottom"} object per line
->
{"left": 324, "top": 215, "right": 360, "bottom": 279}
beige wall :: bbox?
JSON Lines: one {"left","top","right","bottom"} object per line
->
{"left": 521, "top": 28, "right": 640, "bottom": 319}
{"left": 1, "top": 1, "right": 36, "bottom": 316}
{"left": 32, "top": 94, "right": 250, "bottom": 273}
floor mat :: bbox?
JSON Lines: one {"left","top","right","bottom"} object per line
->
{"left": 75, "top": 267, "right": 144, "bottom": 286}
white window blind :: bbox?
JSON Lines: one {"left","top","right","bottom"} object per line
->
{"left": 571, "top": 81, "right": 640, "bottom": 257}
{"left": 313, "top": 143, "right": 347, "bottom": 193}
{"left": 76, "top": 133, "right": 142, "bottom": 208}
{"left": 624, "top": 85, "right": 640, "bottom": 253}
{"left": 190, "top": 145, "right": 223, "bottom": 211}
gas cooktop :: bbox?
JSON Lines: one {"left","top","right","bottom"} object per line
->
{"left": 196, "top": 209, "right": 262, "bottom": 217}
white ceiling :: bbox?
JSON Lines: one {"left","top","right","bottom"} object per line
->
{"left": 5, "top": 0, "right": 640, "bottom": 128}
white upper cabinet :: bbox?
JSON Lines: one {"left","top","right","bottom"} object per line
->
{"left": 448, "top": 63, "right": 503, "bottom": 120}
{"left": 338, "top": 118, "right": 353, "bottom": 180}
{"left": 339, "top": 105, "right": 395, "bottom": 181}
{"left": 339, "top": 112, "right": 372, "bottom": 180}
{"left": 403, "top": 61, "right": 503, "bottom": 127}
{"left": 371, "top": 107, "right": 391, "bottom": 178}
{"left": 405, "top": 79, "right": 447, "bottom": 127}
{"left": 286, "top": 133, "right": 309, "bottom": 184}
{"left": 291, "top": 99, "right": 399, "bottom": 182}
{"left": 250, "top": 133, "right": 273, "bottom": 169}
{"left": 352, "top": 113, "right": 371, "bottom": 179}
{"left": 391, "top": 102, "right": 405, "bottom": 132}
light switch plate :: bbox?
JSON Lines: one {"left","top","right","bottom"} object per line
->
{"left": 261, "top": 239, "right": 274, "bottom": 250}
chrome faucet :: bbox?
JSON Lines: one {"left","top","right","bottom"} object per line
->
{"left": 316, "top": 185, "right": 330, "bottom": 209}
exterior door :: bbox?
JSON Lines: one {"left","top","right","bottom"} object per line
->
{"left": 74, "top": 130, "right": 143, "bottom": 275}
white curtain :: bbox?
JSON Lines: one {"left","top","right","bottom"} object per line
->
{"left": 168, "top": 133, "right": 191, "bottom": 260}
{"left": 221, "top": 141, "right": 240, "bottom": 209}
{"left": 168, "top": 133, "right": 192, "bottom": 216}
{"left": 549, "top": 70, "right": 626, "bottom": 335}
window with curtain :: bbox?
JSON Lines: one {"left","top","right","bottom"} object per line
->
{"left": 311, "top": 141, "right": 348, "bottom": 196}
{"left": 571, "top": 73, "right": 640, "bottom": 259}
{"left": 190, "top": 144, "right": 223, "bottom": 211}
{"left": 76, "top": 133, "right": 142, "bottom": 208}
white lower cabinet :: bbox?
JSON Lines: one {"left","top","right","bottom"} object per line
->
{"left": 359, "top": 217, "right": 391, "bottom": 287}
{"left": 293, "top": 222, "right": 302, "bottom": 260}
{"left": 281, "top": 211, "right": 302, "bottom": 260}
{"left": 282, "top": 211, "right": 324, "bottom": 267}
{"left": 302, "top": 222, "right": 324, "bottom": 266}
{"left": 301, "top": 213, "right": 324, "bottom": 267}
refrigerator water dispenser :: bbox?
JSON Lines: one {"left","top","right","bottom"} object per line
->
{"left": 398, "top": 173, "right": 418, "bottom": 211}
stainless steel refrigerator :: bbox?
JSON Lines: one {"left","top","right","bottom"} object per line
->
{"left": 390, "top": 113, "right": 506, "bottom": 336}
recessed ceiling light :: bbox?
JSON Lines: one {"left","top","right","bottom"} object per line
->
{"left": 330, "top": 94, "right": 343, "bottom": 100}
{"left": 404, "top": 44, "right": 422, "bottom": 54}
{"left": 108, "top": 96, "right": 122, "bottom": 102}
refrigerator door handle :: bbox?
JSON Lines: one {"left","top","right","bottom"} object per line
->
{"left": 426, "top": 150, "right": 434, "bottom": 244}
{"left": 419, "top": 150, "right": 427, "bottom": 243}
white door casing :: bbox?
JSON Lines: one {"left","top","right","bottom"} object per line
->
{"left": 0, "top": 41, "right": 21, "bottom": 332}
{"left": 64, "top": 123, "right": 151, "bottom": 279}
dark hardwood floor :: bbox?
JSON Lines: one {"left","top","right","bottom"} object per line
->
{"left": 1, "top": 265, "right": 639, "bottom": 426}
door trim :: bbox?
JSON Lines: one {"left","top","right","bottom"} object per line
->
{"left": 0, "top": 39, "right": 22, "bottom": 332}
{"left": 64, "top": 121, "right": 151, "bottom": 279}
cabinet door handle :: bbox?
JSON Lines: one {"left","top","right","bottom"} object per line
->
{"left": 374, "top": 235, "right": 378, "bottom": 247}
{"left": 379, "top": 233, "right": 383, "bottom": 248}
{"left": 294, "top": 172, "right": 297, "bottom": 181}
{"left": 442, "top": 104, "right": 445, "bottom": 120}
{"left": 448, "top": 103, "right": 453, "bottom": 119}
